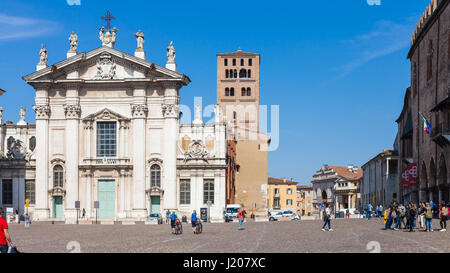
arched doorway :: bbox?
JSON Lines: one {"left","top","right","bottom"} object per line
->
{"left": 429, "top": 158, "right": 438, "bottom": 203}
{"left": 420, "top": 162, "right": 428, "bottom": 202}
{"left": 438, "top": 154, "right": 448, "bottom": 203}
{"left": 322, "top": 189, "right": 328, "bottom": 204}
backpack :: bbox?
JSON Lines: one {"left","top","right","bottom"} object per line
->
{"left": 425, "top": 207, "right": 433, "bottom": 219}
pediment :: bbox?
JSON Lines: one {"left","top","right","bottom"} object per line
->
{"left": 83, "top": 108, "right": 130, "bottom": 122}
{"left": 23, "top": 46, "right": 190, "bottom": 84}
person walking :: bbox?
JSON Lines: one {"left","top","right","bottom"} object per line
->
{"left": 321, "top": 204, "right": 333, "bottom": 231}
{"left": 82, "top": 208, "right": 86, "bottom": 219}
{"left": 397, "top": 204, "right": 406, "bottom": 229}
{"left": 166, "top": 210, "right": 171, "bottom": 225}
{"left": 0, "top": 209, "right": 14, "bottom": 253}
{"left": 439, "top": 203, "right": 448, "bottom": 232}
{"left": 425, "top": 202, "right": 434, "bottom": 232}
{"left": 237, "top": 209, "right": 244, "bottom": 230}
{"left": 345, "top": 209, "right": 350, "bottom": 219}
{"left": 191, "top": 210, "right": 198, "bottom": 233}
{"left": 392, "top": 206, "right": 400, "bottom": 230}
{"left": 170, "top": 211, "right": 178, "bottom": 234}
{"left": 384, "top": 206, "right": 393, "bottom": 230}
{"left": 418, "top": 201, "right": 425, "bottom": 229}
{"left": 24, "top": 213, "right": 30, "bottom": 228}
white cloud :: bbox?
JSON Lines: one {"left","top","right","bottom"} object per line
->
{"left": 0, "top": 13, "right": 59, "bottom": 40}
{"left": 323, "top": 17, "right": 417, "bottom": 84}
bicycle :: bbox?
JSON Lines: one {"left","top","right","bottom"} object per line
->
{"left": 174, "top": 219, "right": 183, "bottom": 235}
{"left": 195, "top": 221, "right": 202, "bottom": 234}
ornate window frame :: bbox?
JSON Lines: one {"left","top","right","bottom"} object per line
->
{"left": 49, "top": 158, "right": 66, "bottom": 198}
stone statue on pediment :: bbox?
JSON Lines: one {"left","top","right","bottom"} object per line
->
{"left": 135, "top": 30, "right": 144, "bottom": 51}
{"left": 167, "top": 41, "right": 176, "bottom": 64}
{"left": 99, "top": 26, "right": 118, "bottom": 48}
{"left": 39, "top": 44, "right": 48, "bottom": 65}
{"left": 69, "top": 31, "right": 78, "bottom": 52}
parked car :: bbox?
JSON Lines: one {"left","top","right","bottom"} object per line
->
{"left": 269, "top": 212, "right": 283, "bottom": 221}
{"left": 291, "top": 214, "right": 301, "bottom": 220}
{"left": 282, "top": 210, "right": 295, "bottom": 217}
{"left": 147, "top": 213, "right": 163, "bottom": 224}
{"left": 224, "top": 204, "right": 242, "bottom": 221}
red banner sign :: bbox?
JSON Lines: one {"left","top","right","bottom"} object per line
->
{"left": 401, "top": 163, "right": 417, "bottom": 188}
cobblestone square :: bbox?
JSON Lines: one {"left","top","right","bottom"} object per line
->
{"left": 7, "top": 218, "right": 450, "bottom": 253}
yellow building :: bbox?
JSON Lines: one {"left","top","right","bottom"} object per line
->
{"left": 267, "top": 177, "right": 297, "bottom": 213}
{"left": 296, "top": 185, "right": 313, "bottom": 216}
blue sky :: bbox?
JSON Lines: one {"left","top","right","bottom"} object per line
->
{"left": 0, "top": 0, "right": 430, "bottom": 184}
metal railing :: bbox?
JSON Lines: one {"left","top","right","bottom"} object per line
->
{"left": 431, "top": 122, "right": 450, "bottom": 138}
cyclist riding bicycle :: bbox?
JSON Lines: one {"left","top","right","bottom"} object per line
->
{"left": 170, "top": 211, "right": 178, "bottom": 234}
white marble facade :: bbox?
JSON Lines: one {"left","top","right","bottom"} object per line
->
{"left": 16, "top": 28, "right": 227, "bottom": 223}
{"left": 0, "top": 108, "right": 36, "bottom": 216}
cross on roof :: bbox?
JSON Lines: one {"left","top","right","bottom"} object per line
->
{"left": 101, "top": 10, "right": 115, "bottom": 31}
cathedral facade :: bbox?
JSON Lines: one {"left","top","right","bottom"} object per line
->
{"left": 4, "top": 25, "right": 228, "bottom": 223}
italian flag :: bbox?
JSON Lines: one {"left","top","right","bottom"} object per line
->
{"left": 419, "top": 112, "right": 432, "bottom": 135}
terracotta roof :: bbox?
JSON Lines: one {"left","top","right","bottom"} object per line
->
{"left": 297, "top": 185, "right": 313, "bottom": 190}
{"left": 268, "top": 177, "right": 298, "bottom": 185}
{"left": 328, "top": 166, "right": 363, "bottom": 181}
{"left": 217, "top": 50, "right": 259, "bottom": 57}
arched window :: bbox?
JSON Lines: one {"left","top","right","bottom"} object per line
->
{"left": 225, "top": 69, "right": 229, "bottom": 78}
{"left": 246, "top": 87, "right": 251, "bottom": 96}
{"left": 248, "top": 58, "right": 252, "bottom": 66}
{"left": 239, "top": 69, "right": 247, "bottom": 78}
{"left": 232, "top": 59, "right": 236, "bottom": 66}
{"left": 247, "top": 69, "right": 251, "bottom": 78}
{"left": 225, "top": 88, "right": 230, "bottom": 96}
{"left": 150, "top": 164, "right": 161, "bottom": 188}
{"left": 241, "top": 87, "right": 246, "bottom": 96}
{"left": 230, "top": 88, "right": 235, "bottom": 96}
{"left": 224, "top": 59, "right": 228, "bottom": 66}
{"left": 203, "top": 180, "right": 214, "bottom": 204}
{"left": 233, "top": 70, "right": 237, "bottom": 78}
{"left": 240, "top": 59, "right": 244, "bottom": 66}
{"left": 53, "top": 165, "right": 64, "bottom": 188}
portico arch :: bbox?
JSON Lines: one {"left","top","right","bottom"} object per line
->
{"left": 438, "top": 154, "right": 448, "bottom": 202}
{"left": 420, "top": 162, "right": 428, "bottom": 201}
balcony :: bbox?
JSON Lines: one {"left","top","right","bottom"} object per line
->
{"left": 430, "top": 122, "right": 450, "bottom": 147}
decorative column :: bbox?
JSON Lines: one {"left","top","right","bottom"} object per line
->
{"left": 118, "top": 169, "right": 127, "bottom": 219}
{"left": 83, "top": 120, "right": 93, "bottom": 159}
{"left": 63, "top": 85, "right": 81, "bottom": 224}
{"left": 32, "top": 84, "right": 51, "bottom": 220}
{"left": 119, "top": 120, "right": 129, "bottom": 158}
{"left": 85, "top": 170, "right": 92, "bottom": 219}
{"left": 131, "top": 83, "right": 148, "bottom": 219}
{"left": 162, "top": 82, "right": 180, "bottom": 210}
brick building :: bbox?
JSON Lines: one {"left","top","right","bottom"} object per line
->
{"left": 396, "top": 0, "right": 449, "bottom": 204}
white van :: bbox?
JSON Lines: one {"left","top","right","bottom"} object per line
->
{"left": 224, "top": 204, "right": 242, "bottom": 221}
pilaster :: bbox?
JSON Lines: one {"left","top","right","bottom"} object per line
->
{"left": 63, "top": 84, "right": 81, "bottom": 224}
{"left": 162, "top": 82, "right": 180, "bottom": 210}
{"left": 131, "top": 83, "right": 148, "bottom": 219}
{"left": 32, "top": 84, "right": 51, "bottom": 220}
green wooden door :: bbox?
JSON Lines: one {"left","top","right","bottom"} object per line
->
{"left": 150, "top": 196, "right": 160, "bottom": 214}
{"left": 98, "top": 180, "right": 116, "bottom": 219}
{"left": 53, "top": 196, "right": 63, "bottom": 219}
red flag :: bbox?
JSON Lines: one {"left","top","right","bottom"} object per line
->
{"left": 408, "top": 163, "right": 417, "bottom": 186}
{"left": 401, "top": 167, "right": 410, "bottom": 189}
